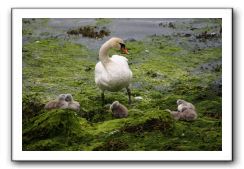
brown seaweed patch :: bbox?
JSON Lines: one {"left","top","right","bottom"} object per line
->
{"left": 196, "top": 31, "right": 219, "bottom": 40}
{"left": 67, "top": 26, "right": 110, "bottom": 39}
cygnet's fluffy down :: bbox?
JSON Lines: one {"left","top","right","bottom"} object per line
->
{"left": 166, "top": 108, "right": 197, "bottom": 121}
{"left": 44, "top": 94, "right": 68, "bottom": 110}
{"left": 44, "top": 94, "right": 80, "bottom": 112}
{"left": 110, "top": 101, "right": 128, "bottom": 118}
{"left": 65, "top": 94, "right": 80, "bottom": 112}
{"left": 177, "top": 99, "right": 195, "bottom": 112}
{"left": 166, "top": 99, "right": 197, "bottom": 121}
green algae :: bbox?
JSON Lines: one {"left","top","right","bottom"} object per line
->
{"left": 22, "top": 31, "right": 222, "bottom": 151}
{"left": 95, "top": 18, "right": 112, "bottom": 26}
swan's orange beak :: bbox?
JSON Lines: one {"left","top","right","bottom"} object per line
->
{"left": 121, "top": 47, "right": 129, "bottom": 54}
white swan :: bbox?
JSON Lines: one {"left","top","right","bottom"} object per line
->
{"left": 95, "top": 37, "right": 132, "bottom": 104}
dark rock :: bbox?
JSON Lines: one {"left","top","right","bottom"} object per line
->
{"left": 168, "top": 22, "right": 176, "bottom": 29}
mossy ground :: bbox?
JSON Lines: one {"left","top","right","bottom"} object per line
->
{"left": 22, "top": 19, "right": 222, "bottom": 151}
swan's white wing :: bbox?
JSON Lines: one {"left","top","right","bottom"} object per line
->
{"left": 95, "top": 62, "right": 107, "bottom": 86}
{"left": 111, "top": 55, "right": 132, "bottom": 77}
{"left": 95, "top": 56, "right": 132, "bottom": 92}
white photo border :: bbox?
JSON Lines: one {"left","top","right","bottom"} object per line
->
{"left": 12, "top": 8, "right": 233, "bottom": 161}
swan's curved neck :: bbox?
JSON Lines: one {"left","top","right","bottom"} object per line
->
{"left": 99, "top": 41, "right": 111, "bottom": 64}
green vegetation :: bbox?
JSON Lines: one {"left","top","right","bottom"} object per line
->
{"left": 95, "top": 18, "right": 112, "bottom": 26}
{"left": 22, "top": 20, "right": 222, "bottom": 151}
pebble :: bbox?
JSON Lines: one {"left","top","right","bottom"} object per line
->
{"left": 134, "top": 96, "right": 143, "bottom": 101}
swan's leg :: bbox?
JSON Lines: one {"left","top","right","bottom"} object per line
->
{"left": 126, "top": 87, "right": 132, "bottom": 104}
{"left": 101, "top": 91, "right": 105, "bottom": 105}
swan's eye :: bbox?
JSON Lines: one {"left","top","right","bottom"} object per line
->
{"left": 119, "top": 43, "right": 125, "bottom": 49}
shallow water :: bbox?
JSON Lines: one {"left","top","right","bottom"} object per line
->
{"left": 23, "top": 18, "right": 221, "bottom": 50}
